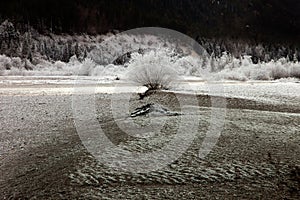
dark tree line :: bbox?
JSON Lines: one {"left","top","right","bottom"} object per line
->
{"left": 1, "top": 19, "right": 299, "bottom": 65}
{"left": 1, "top": 0, "right": 300, "bottom": 65}
{"left": 0, "top": 0, "right": 300, "bottom": 44}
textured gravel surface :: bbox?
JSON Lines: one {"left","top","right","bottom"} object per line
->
{"left": 0, "top": 83, "right": 300, "bottom": 199}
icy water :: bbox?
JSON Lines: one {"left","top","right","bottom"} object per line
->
{"left": 1, "top": 76, "right": 299, "bottom": 105}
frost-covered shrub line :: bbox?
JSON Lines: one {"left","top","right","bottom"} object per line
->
{"left": 213, "top": 54, "right": 300, "bottom": 81}
{"left": 1, "top": 48, "right": 300, "bottom": 81}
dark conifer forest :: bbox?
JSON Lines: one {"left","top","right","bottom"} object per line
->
{"left": 0, "top": 0, "right": 299, "bottom": 43}
{"left": 0, "top": 0, "right": 300, "bottom": 68}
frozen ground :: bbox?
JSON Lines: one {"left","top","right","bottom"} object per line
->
{"left": 0, "top": 76, "right": 299, "bottom": 199}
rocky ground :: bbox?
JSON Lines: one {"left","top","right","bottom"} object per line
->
{"left": 0, "top": 85, "right": 299, "bottom": 199}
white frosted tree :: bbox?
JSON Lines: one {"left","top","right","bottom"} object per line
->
{"left": 127, "top": 49, "right": 178, "bottom": 90}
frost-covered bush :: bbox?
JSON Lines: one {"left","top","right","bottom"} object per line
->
{"left": 127, "top": 50, "right": 178, "bottom": 90}
{"left": 175, "top": 55, "right": 207, "bottom": 76}
{"left": 269, "top": 64, "right": 289, "bottom": 80}
{"left": 212, "top": 56, "right": 300, "bottom": 81}
{"left": 249, "top": 68, "right": 270, "bottom": 80}
{"left": 0, "top": 54, "right": 12, "bottom": 70}
{"left": 215, "top": 69, "right": 248, "bottom": 81}
{"left": 78, "top": 58, "right": 96, "bottom": 76}
{"left": 90, "top": 64, "right": 124, "bottom": 77}
{"left": 10, "top": 57, "right": 22, "bottom": 69}
{"left": 289, "top": 65, "right": 300, "bottom": 78}
{"left": 54, "top": 61, "right": 67, "bottom": 70}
